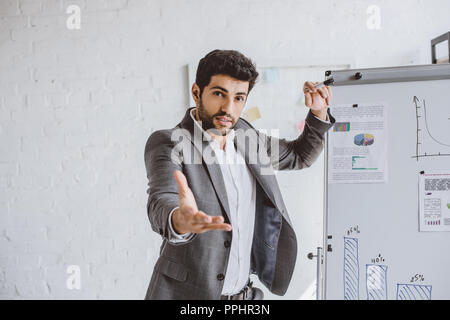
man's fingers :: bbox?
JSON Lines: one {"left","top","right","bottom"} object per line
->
{"left": 303, "top": 81, "right": 317, "bottom": 93}
{"left": 200, "top": 222, "right": 232, "bottom": 232}
{"left": 206, "top": 223, "right": 232, "bottom": 232}
{"left": 326, "top": 86, "right": 332, "bottom": 99}
{"left": 194, "top": 211, "right": 226, "bottom": 224}
{"left": 326, "top": 86, "right": 332, "bottom": 104}
{"left": 317, "top": 87, "right": 328, "bottom": 99}
{"left": 211, "top": 216, "right": 224, "bottom": 223}
{"left": 192, "top": 210, "right": 209, "bottom": 223}
{"left": 174, "top": 170, "right": 189, "bottom": 196}
{"left": 304, "top": 92, "right": 312, "bottom": 107}
{"left": 304, "top": 81, "right": 330, "bottom": 107}
{"left": 324, "top": 86, "right": 332, "bottom": 106}
{"left": 190, "top": 211, "right": 230, "bottom": 232}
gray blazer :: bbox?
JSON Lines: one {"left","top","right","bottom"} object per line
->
{"left": 144, "top": 107, "right": 334, "bottom": 300}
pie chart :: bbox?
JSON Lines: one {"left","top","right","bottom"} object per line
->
{"left": 354, "top": 133, "right": 374, "bottom": 146}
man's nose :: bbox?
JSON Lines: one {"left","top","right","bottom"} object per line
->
{"left": 221, "top": 97, "right": 234, "bottom": 115}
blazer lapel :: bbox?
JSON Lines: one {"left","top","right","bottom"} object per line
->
{"left": 233, "top": 128, "right": 293, "bottom": 227}
{"left": 232, "top": 122, "right": 279, "bottom": 212}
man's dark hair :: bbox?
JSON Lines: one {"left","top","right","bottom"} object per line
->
{"left": 195, "top": 49, "right": 259, "bottom": 97}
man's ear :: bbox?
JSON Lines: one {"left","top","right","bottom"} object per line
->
{"left": 192, "top": 83, "right": 200, "bottom": 104}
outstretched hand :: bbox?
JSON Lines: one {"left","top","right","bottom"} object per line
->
{"left": 172, "top": 170, "right": 232, "bottom": 234}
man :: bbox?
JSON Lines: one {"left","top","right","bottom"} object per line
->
{"left": 144, "top": 49, "right": 334, "bottom": 300}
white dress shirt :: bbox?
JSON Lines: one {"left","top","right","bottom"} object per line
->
{"left": 167, "top": 108, "right": 331, "bottom": 295}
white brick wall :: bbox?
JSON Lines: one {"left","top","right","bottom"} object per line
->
{"left": 0, "top": 0, "right": 449, "bottom": 299}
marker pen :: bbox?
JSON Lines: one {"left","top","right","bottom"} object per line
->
{"left": 304, "top": 78, "right": 334, "bottom": 93}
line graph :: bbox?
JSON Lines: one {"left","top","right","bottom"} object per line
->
{"left": 413, "top": 96, "right": 450, "bottom": 160}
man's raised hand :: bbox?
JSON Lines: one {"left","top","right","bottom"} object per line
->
{"left": 303, "top": 81, "right": 332, "bottom": 108}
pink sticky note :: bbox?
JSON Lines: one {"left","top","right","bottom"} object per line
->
{"left": 297, "top": 119, "right": 305, "bottom": 133}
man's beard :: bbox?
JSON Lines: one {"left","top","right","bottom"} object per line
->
{"left": 197, "top": 99, "right": 235, "bottom": 136}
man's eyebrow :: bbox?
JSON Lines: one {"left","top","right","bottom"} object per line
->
{"left": 210, "top": 86, "right": 247, "bottom": 96}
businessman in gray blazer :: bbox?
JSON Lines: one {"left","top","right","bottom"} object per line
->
{"left": 144, "top": 49, "right": 335, "bottom": 300}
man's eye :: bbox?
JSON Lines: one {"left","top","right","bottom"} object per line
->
{"left": 236, "top": 96, "right": 244, "bottom": 101}
{"left": 214, "top": 91, "right": 224, "bottom": 97}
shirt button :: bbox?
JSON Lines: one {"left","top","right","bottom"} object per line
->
{"left": 224, "top": 240, "right": 231, "bottom": 248}
{"left": 217, "top": 273, "right": 225, "bottom": 281}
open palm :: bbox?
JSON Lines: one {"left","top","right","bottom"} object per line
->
{"left": 172, "top": 170, "right": 232, "bottom": 234}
